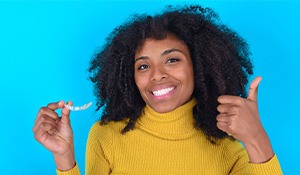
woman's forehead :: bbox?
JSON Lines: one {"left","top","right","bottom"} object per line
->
{"left": 135, "top": 33, "right": 188, "bottom": 54}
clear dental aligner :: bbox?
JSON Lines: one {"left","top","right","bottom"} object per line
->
{"left": 64, "top": 102, "right": 92, "bottom": 111}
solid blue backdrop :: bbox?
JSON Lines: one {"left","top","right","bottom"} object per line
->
{"left": 1, "top": 0, "right": 299, "bottom": 174}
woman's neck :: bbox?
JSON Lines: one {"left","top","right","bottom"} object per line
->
{"left": 136, "top": 98, "right": 198, "bottom": 140}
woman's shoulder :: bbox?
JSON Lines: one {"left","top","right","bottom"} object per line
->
{"left": 218, "top": 137, "right": 245, "bottom": 151}
{"left": 217, "top": 137, "right": 248, "bottom": 161}
{"left": 86, "top": 120, "right": 128, "bottom": 164}
{"left": 88, "top": 120, "right": 127, "bottom": 140}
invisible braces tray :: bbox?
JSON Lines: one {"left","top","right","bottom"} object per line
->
{"left": 64, "top": 102, "right": 92, "bottom": 111}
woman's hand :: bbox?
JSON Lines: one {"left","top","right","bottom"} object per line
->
{"left": 216, "top": 76, "right": 274, "bottom": 163}
{"left": 33, "top": 100, "right": 76, "bottom": 171}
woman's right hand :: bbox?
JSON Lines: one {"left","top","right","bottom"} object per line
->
{"left": 33, "top": 100, "right": 76, "bottom": 171}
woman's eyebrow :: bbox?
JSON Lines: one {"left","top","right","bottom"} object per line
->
{"left": 135, "top": 56, "right": 148, "bottom": 62}
{"left": 161, "top": 48, "right": 183, "bottom": 56}
{"left": 135, "top": 48, "right": 183, "bottom": 62}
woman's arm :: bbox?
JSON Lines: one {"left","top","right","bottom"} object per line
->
{"left": 216, "top": 77, "right": 274, "bottom": 163}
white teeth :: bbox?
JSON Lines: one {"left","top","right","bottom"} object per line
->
{"left": 152, "top": 87, "right": 175, "bottom": 96}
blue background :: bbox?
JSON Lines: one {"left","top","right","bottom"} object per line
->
{"left": 1, "top": 0, "right": 299, "bottom": 174}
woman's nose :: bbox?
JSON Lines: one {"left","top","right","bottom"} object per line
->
{"left": 150, "top": 65, "right": 168, "bottom": 82}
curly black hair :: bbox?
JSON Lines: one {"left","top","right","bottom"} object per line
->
{"left": 89, "top": 5, "right": 253, "bottom": 140}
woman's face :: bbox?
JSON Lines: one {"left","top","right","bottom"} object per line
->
{"left": 134, "top": 34, "right": 194, "bottom": 113}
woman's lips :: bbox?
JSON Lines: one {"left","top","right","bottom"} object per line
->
{"left": 151, "top": 87, "right": 175, "bottom": 97}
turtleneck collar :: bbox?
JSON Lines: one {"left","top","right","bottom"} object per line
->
{"left": 136, "top": 98, "right": 198, "bottom": 140}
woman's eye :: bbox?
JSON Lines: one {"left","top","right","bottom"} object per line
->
{"left": 166, "top": 58, "right": 180, "bottom": 63}
{"left": 137, "top": 64, "right": 149, "bottom": 70}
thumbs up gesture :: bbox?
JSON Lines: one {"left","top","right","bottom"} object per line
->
{"left": 216, "top": 76, "right": 262, "bottom": 141}
{"left": 216, "top": 76, "right": 274, "bottom": 163}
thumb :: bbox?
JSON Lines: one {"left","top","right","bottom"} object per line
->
{"left": 248, "top": 76, "right": 262, "bottom": 102}
{"left": 61, "top": 101, "right": 73, "bottom": 124}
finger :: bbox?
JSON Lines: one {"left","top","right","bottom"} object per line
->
{"left": 216, "top": 113, "right": 230, "bottom": 123}
{"left": 217, "top": 104, "right": 229, "bottom": 113}
{"left": 217, "top": 104, "right": 239, "bottom": 115}
{"left": 40, "top": 122, "right": 56, "bottom": 133}
{"left": 247, "top": 76, "right": 262, "bottom": 102}
{"left": 33, "top": 126, "right": 47, "bottom": 143}
{"left": 61, "top": 101, "right": 72, "bottom": 124}
{"left": 216, "top": 121, "right": 228, "bottom": 133}
{"left": 47, "top": 100, "right": 64, "bottom": 111}
{"left": 36, "top": 107, "right": 60, "bottom": 123}
{"left": 216, "top": 122, "right": 233, "bottom": 136}
{"left": 33, "top": 121, "right": 53, "bottom": 142}
{"left": 33, "top": 114, "right": 57, "bottom": 133}
{"left": 217, "top": 95, "right": 243, "bottom": 105}
{"left": 34, "top": 116, "right": 56, "bottom": 128}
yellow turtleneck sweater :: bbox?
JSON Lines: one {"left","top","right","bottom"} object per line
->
{"left": 57, "top": 98, "right": 282, "bottom": 175}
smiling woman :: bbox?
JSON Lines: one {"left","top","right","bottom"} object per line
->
{"left": 32, "top": 4, "right": 283, "bottom": 175}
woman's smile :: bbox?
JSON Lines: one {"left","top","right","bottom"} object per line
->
{"left": 152, "top": 86, "right": 175, "bottom": 97}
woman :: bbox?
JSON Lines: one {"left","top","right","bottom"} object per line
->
{"left": 33, "top": 5, "right": 282, "bottom": 174}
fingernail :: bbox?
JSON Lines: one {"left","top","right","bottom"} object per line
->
{"left": 58, "top": 100, "right": 63, "bottom": 105}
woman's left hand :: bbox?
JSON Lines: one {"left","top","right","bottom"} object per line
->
{"left": 216, "top": 76, "right": 274, "bottom": 163}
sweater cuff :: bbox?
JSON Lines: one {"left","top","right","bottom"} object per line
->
{"left": 56, "top": 163, "right": 80, "bottom": 175}
{"left": 249, "top": 154, "right": 283, "bottom": 175}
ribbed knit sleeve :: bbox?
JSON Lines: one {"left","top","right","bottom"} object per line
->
{"left": 56, "top": 164, "right": 80, "bottom": 175}
{"left": 249, "top": 155, "right": 282, "bottom": 175}
{"left": 224, "top": 139, "right": 282, "bottom": 175}
{"left": 85, "top": 122, "right": 113, "bottom": 174}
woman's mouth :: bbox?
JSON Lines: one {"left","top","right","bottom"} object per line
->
{"left": 152, "top": 87, "right": 175, "bottom": 97}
